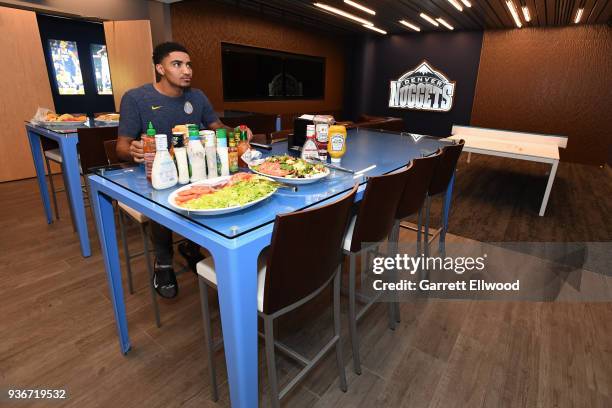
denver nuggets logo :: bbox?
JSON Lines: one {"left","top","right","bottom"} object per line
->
{"left": 389, "top": 61, "right": 455, "bottom": 112}
{"left": 184, "top": 101, "right": 193, "bottom": 114}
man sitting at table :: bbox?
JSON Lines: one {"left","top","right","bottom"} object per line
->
{"left": 116, "top": 41, "right": 252, "bottom": 299}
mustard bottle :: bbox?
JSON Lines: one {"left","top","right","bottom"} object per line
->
{"left": 327, "top": 125, "right": 347, "bottom": 163}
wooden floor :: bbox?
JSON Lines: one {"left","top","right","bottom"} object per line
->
{"left": 1, "top": 161, "right": 611, "bottom": 407}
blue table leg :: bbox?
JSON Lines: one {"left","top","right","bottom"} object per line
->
{"left": 214, "top": 245, "right": 260, "bottom": 408}
{"left": 89, "top": 181, "right": 131, "bottom": 354}
{"left": 26, "top": 130, "right": 52, "bottom": 224}
{"left": 440, "top": 171, "right": 456, "bottom": 255}
{"left": 60, "top": 138, "right": 91, "bottom": 257}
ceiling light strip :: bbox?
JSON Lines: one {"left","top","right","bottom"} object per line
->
{"left": 343, "top": 0, "right": 376, "bottom": 16}
{"left": 505, "top": 1, "right": 522, "bottom": 28}
{"left": 399, "top": 19, "right": 421, "bottom": 32}
{"left": 522, "top": 6, "right": 531, "bottom": 22}
{"left": 436, "top": 17, "right": 455, "bottom": 30}
{"left": 313, "top": 3, "right": 373, "bottom": 26}
{"left": 574, "top": 8, "right": 584, "bottom": 24}
{"left": 363, "top": 24, "right": 387, "bottom": 34}
{"left": 420, "top": 12, "right": 440, "bottom": 26}
{"left": 460, "top": 0, "right": 472, "bottom": 7}
{"left": 446, "top": 0, "right": 463, "bottom": 12}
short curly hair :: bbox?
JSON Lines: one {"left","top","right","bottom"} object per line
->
{"left": 152, "top": 42, "right": 189, "bottom": 65}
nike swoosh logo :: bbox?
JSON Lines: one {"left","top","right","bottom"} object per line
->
{"left": 151, "top": 106, "right": 162, "bottom": 110}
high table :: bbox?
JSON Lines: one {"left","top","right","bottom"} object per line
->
{"left": 26, "top": 121, "right": 117, "bottom": 257}
{"left": 88, "top": 128, "right": 454, "bottom": 407}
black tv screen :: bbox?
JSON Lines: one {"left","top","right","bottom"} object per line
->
{"left": 222, "top": 43, "right": 325, "bottom": 101}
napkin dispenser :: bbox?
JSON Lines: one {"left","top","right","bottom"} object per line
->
{"left": 288, "top": 114, "right": 335, "bottom": 152}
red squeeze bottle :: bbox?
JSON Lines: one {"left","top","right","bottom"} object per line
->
{"left": 143, "top": 122, "right": 157, "bottom": 181}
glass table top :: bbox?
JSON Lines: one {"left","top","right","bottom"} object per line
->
{"left": 93, "top": 128, "right": 450, "bottom": 239}
{"left": 28, "top": 118, "right": 118, "bottom": 134}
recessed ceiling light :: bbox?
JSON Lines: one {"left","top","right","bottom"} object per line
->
{"left": 399, "top": 20, "right": 421, "bottom": 32}
{"left": 446, "top": 0, "right": 463, "bottom": 12}
{"left": 505, "top": 1, "right": 522, "bottom": 28}
{"left": 436, "top": 17, "right": 455, "bottom": 30}
{"left": 343, "top": 0, "right": 376, "bottom": 16}
{"left": 574, "top": 8, "right": 584, "bottom": 24}
{"left": 522, "top": 6, "right": 531, "bottom": 22}
{"left": 363, "top": 24, "right": 387, "bottom": 34}
{"left": 420, "top": 12, "right": 440, "bottom": 27}
{"left": 313, "top": 3, "right": 374, "bottom": 26}
{"left": 460, "top": 0, "right": 472, "bottom": 7}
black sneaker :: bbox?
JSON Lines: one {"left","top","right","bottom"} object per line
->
{"left": 178, "top": 241, "right": 204, "bottom": 274}
{"left": 152, "top": 261, "right": 178, "bottom": 298}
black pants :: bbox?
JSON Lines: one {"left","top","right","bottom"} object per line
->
{"left": 149, "top": 221, "right": 199, "bottom": 266}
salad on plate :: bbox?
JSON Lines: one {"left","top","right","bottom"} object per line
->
{"left": 250, "top": 155, "right": 328, "bottom": 179}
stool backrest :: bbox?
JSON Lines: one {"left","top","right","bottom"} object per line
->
{"left": 395, "top": 150, "right": 442, "bottom": 220}
{"left": 428, "top": 140, "right": 464, "bottom": 196}
{"left": 348, "top": 167, "right": 411, "bottom": 252}
{"left": 77, "top": 127, "right": 118, "bottom": 173}
{"left": 103, "top": 140, "right": 120, "bottom": 164}
{"left": 263, "top": 184, "right": 358, "bottom": 314}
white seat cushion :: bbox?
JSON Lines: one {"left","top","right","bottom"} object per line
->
{"left": 44, "top": 148, "right": 83, "bottom": 173}
{"left": 343, "top": 215, "right": 357, "bottom": 252}
{"left": 44, "top": 148, "right": 63, "bottom": 163}
{"left": 196, "top": 257, "right": 267, "bottom": 312}
{"left": 118, "top": 202, "right": 148, "bottom": 223}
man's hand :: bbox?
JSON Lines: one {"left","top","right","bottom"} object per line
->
{"left": 129, "top": 139, "right": 144, "bottom": 163}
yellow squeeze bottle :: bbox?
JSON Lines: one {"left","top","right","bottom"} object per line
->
{"left": 327, "top": 125, "right": 347, "bottom": 163}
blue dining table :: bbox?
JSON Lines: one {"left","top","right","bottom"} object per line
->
{"left": 88, "top": 128, "right": 455, "bottom": 407}
{"left": 26, "top": 121, "right": 117, "bottom": 257}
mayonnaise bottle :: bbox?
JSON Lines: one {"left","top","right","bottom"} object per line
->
{"left": 203, "top": 130, "right": 218, "bottom": 178}
{"left": 187, "top": 127, "right": 207, "bottom": 182}
{"left": 151, "top": 134, "right": 178, "bottom": 190}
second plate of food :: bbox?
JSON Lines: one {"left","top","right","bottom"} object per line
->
{"left": 249, "top": 155, "right": 330, "bottom": 185}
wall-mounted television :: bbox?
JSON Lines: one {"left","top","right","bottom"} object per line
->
{"left": 49, "top": 39, "right": 85, "bottom": 95}
{"left": 222, "top": 43, "right": 325, "bottom": 101}
{"left": 91, "top": 44, "right": 113, "bottom": 95}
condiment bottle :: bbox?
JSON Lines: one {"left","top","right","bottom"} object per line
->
{"left": 216, "top": 128, "right": 230, "bottom": 177}
{"left": 315, "top": 123, "right": 329, "bottom": 161}
{"left": 187, "top": 126, "right": 207, "bottom": 182}
{"left": 151, "top": 134, "right": 178, "bottom": 190}
{"left": 173, "top": 133, "right": 190, "bottom": 184}
{"left": 327, "top": 125, "right": 347, "bottom": 163}
{"left": 228, "top": 136, "right": 239, "bottom": 173}
{"left": 301, "top": 124, "right": 319, "bottom": 161}
{"left": 203, "top": 130, "right": 218, "bottom": 179}
{"left": 237, "top": 126, "right": 250, "bottom": 168}
{"left": 142, "top": 122, "right": 157, "bottom": 181}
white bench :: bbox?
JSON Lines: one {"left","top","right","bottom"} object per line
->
{"left": 446, "top": 125, "right": 568, "bottom": 216}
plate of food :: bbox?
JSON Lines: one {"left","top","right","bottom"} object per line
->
{"left": 39, "top": 113, "right": 88, "bottom": 126}
{"left": 94, "top": 113, "right": 120, "bottom": 125}
{"left": 168, "top": 172, "right": 278, "bottom": 215}
{"left": 249, "top": 155, "right": 330, "bottom": 185}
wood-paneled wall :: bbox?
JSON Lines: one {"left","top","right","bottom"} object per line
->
{"left": 0, "top": 7, "right": 55, "bottom": 182}
{"left": 170, "top": 0, "right": 345, "bottom": 115}
{"left": 103, "top": 20, "right": 155, "bottom": 111}
{"left": 471, "top": 25, "right": 612, "bottom": 166}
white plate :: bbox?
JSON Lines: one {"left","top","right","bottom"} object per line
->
{"left": 39, "top": 120, "right": 88, "bottom": 127}
{"left": 167, "top": 176, "right": 278, "bottom": 215}
{"left": 248, "top": 163, "right": 330, "bottom": 185}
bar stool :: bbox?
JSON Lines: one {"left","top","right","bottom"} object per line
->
{"left": 196, "top": 184, "right": 358, "bottom": 406}
{"left": 341, "top": 167, "right": 411, "bottom": 375}
{"left": 103, "top": 139, "right": 177, "bottom": 328}
{"left": 387, "top": 151, "right": 442, "bottom": 321}
{"left": 41, "top": 138, "right": 81, "bottom": 224}
{"left": 420, "top": 141, "right": 464, "bottom": 257}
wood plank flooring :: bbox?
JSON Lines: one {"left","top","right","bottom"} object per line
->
{"left": 1, "top": 161, "right": 611, "bottom": 407}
